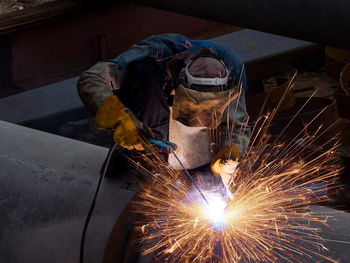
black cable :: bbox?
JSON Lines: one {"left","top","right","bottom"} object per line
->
{"left": 79, "top": 143, "right": 118, "bottom": 263}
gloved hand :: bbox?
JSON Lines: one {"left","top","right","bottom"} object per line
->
{"left": 95, "top": 95, "right": 153, "bottom": 151}
{"left": 211, "top": 145, "right": 241, "bottom": 199}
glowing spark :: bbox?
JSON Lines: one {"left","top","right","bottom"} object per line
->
{"left": 202, "top": 194, "right": 227, "bottom": 230}
{"left": 128, "top": 76, "right": 346, "bottom": 262}
{"left": 132, "top": 137, "right": 342, "bottom": 263}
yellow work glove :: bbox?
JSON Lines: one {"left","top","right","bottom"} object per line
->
{"left": 211, "top": 145, "right": 241, "bottom": 199}
{"left": 95, "top": 95, "right": 153, "bottom": 151}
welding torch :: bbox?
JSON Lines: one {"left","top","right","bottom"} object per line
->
{"left": 150, "top": 139, "right": 209, "bottom": 204}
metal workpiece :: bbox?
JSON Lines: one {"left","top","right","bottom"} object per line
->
{"left": 0, "top": 120, "right": 136, "bottom": 263}
{"left": 137, "top": 0, "right": 350, "bottom": 49}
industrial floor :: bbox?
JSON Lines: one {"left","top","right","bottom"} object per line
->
{"left": 1, "top": 30, "right": 350, "bottom": 262}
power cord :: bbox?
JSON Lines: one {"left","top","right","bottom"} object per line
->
{"left": 79, "top": 143, "right": 118, "bottom": 263}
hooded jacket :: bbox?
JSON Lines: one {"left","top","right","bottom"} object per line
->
{"left": 77, "top": 34, "right": 250, "bottom": 165}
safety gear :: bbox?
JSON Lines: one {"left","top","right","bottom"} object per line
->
{"left": 168, "top": 114, "right": 211, "bottom": 170}
{"left": 211, "top": 145, "right": 241, "bottom": 198}
{"left": 95, "top": 95, "right": 153, "bottom": 151}
{"left": 211, "top": 144, "right": 241, "bottom": 175}
{"left": 172, "top": 84, "right": 238, "bottom": 128}
{"left": 185, "top": 57, "right": 229, "bottom": 88}
{"left": 178, "top": 48, "right": 231, "bottom": 91}
{"left": 170, "top": 48, "right": 238, "bottom": 129}
{"left": 168, "top": 84, "right": 238, "bottom": 170}
{"left": 95, "top": 95, "right": 123, "bottom": 129}
{"left": 168, "top": 49, "right": 239, "bottom": 170}
{"left": 218, "top": 160, "right": 239, "bottom": 199}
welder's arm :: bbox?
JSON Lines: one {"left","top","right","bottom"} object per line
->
{"left": 211, "top": 91, "right": 251, "bottom": 197}
{"left": 77, "top": 33, "right": 190, "bottom": 113}
{"left": 224, "top": 90, "right": 251, "bottom": 154}
{"left": 77, "top": 61, "right": 118, "bottom": 116}
{"left": 211, "top": 145, "right": 241, "bottom": 199}
{"left": 77, "top": 62, "right": 152, "bottom": 150}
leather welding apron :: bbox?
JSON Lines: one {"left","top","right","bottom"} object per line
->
{"left": 168, "top": 84, "right": 238, "bottom": 169}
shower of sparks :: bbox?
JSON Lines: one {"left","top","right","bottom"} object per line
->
{"left": 130, "top": 72, "right": 344, "bottom": 262}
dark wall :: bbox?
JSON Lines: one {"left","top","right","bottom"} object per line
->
{"left": 0, "top": 35, "right": 13, "bottom": 95}
{"left": 3, "top": 2, "right": 239, "bottom": 95}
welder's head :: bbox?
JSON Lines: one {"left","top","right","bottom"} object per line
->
{"left": 172, "top": 48, "right": 239, "bottom": 128}
{"left": 183, "top": 49, "right": 229, "bottom": 92}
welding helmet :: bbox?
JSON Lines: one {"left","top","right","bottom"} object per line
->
{"left": 171, "top": 48, "right": 239, "bottom": 128}
{"left": 184, "top": 49, "right": 229, "bottom": 90}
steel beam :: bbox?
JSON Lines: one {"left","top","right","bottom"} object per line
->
{"left": 137, "top": 0, "right": 350, "bottom": 49}
{"left": 0, "top": 120, "right": 136, "bottom": 263}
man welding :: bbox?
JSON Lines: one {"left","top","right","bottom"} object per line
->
{"left": 77, "top": 33, "right": 250, "bottom": 196}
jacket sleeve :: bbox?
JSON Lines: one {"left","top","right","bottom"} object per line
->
{"left": 77, "top": 62, "right": 118, "bottom": 116}
{"left": 77, "top": 34, "right": 191, "bottom": 116}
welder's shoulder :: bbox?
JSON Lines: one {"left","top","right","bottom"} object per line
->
{"left": 118, "top": 33, "right": 190, "bottom": 51}
{"left": 140, "top": 33, "right": 193, "bottom": 52}
{"left": 142, "top": 33, "right": 189, "bottom": 42}
{"left": 111, "top": 34, "right": 192, "bottom": 70}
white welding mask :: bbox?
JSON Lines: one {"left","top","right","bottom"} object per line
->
{"left": 168, "top": 49, "right": 239, "bottom": 169}
{"left": 172, "top": 49, "right": 239, "bottom": 128}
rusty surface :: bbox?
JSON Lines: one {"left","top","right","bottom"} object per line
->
{"left": 324, "top": 48, "right": 350, "bottom": 119}
{"left": 0, "top": 0, "right": 82, "bottom": 33}
{"left": 6, "top": 2, "right": 240, "bottom": 93}
{"left": 246, "top": 70, "right": 296, "bottom": 120}
{"left": 0, "top": 0, "right": 58, "bottom": 16}
{"left": 337, "top": 119, "right": 350, "bottom": 145}
{"left": 340, "top": 63, "right": 350, "bottom": 95}
{"left": 325, "top": 46, "right": 350, "bottom": 81}
{"left": 137, "top": 0, "right": 350, "bottom": 49}
{"left": 335, "top": 92, "right": 350, "bottom": 119}
{"left": 268, "top": 97, "right": 339, "bottom": 143}
{"left": 336, "top": 144, "right": 350, "bottom": 207}
{"left": 0, "top": 35, "right": 13, "bottom": 98}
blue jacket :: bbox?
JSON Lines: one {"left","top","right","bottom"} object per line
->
{"left": 110, "top": 33, "right": 247, "bottom": 91}
{"left": 77, "top": 34, "right": 250, "bottom": 154}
